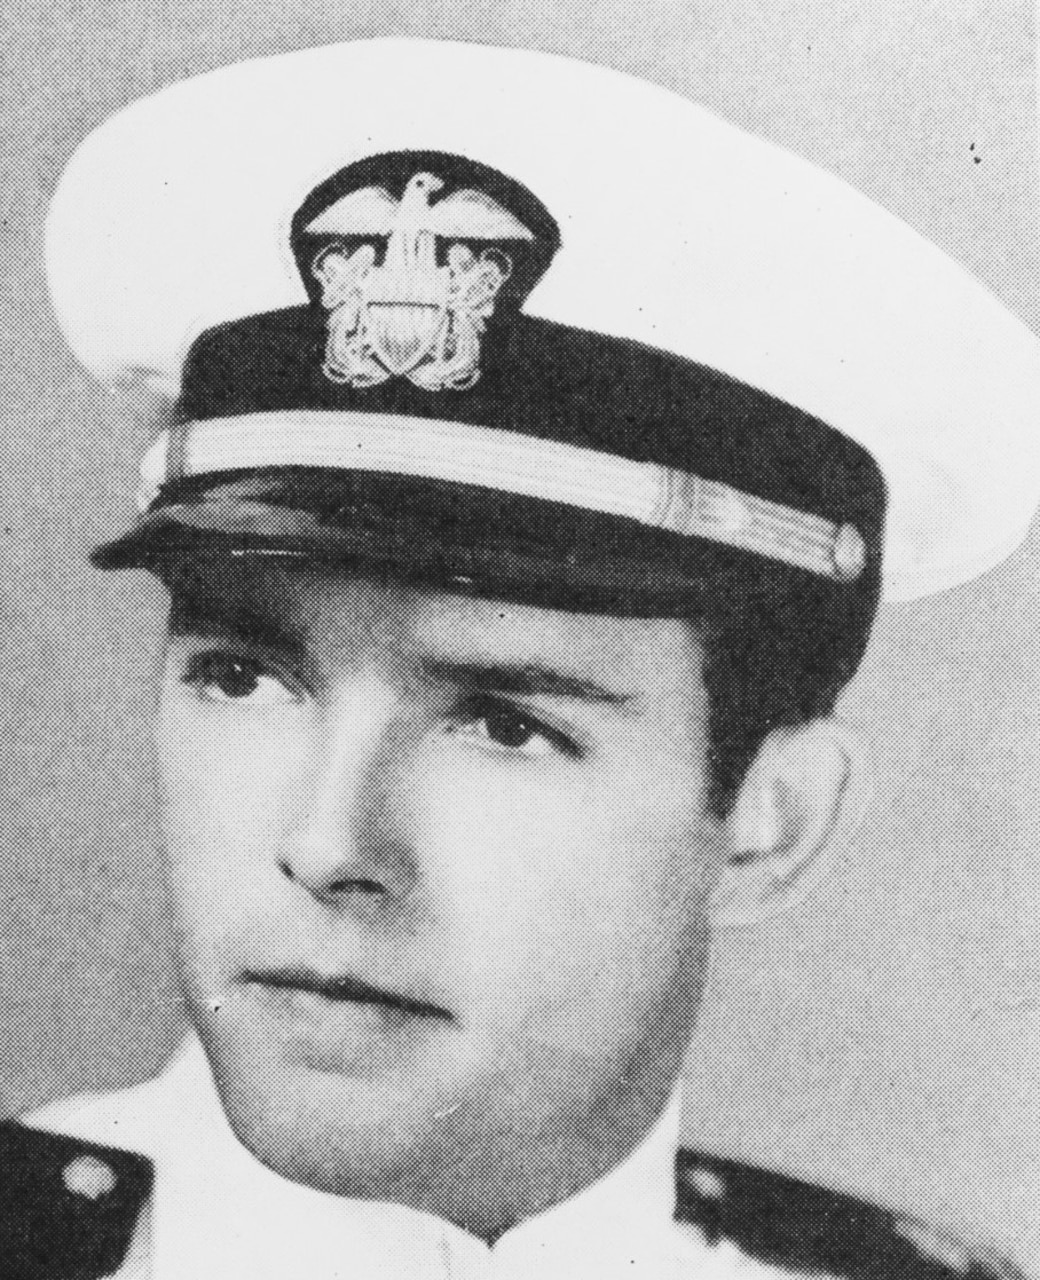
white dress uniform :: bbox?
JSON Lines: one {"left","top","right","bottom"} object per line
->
{"left": 21, "top": 1036, "right": 1026, "bottom": 1280}
{"left": 25, "top": 1036, "right": 725, "bottom": 1280}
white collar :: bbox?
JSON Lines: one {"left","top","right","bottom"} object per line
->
{"left": 144, "top": 1035, "right": 687, "bottom": 1280}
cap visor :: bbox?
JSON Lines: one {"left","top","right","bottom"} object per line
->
{"left": 91, "top": 471, "right": 794, "bottom": 615}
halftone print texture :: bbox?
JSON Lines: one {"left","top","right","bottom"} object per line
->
{"left": 0, "top": 3, "right": 1037, "bottom": 1277}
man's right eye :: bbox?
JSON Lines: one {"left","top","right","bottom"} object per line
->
{"left": 180, "top": 652, "right": 297, "bottom": 706}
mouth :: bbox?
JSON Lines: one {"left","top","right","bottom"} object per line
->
{"left": 241, "top": 967, "right": 454, "bottom": 1023}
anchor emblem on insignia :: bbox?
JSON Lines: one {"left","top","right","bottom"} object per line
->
{"left": 306, "top": 172, "right": 535, "bottom": 391}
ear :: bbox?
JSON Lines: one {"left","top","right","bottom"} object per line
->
{"left": 709, "top": 718, "right": 870, "bottom": 928}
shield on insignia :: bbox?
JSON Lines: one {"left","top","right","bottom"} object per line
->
{"left": 365, "top": 302, "right": 447, "bottom": 376}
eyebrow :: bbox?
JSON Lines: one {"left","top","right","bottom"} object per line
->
{"left": 419, "top": 658, "right": 636, "bottom": 707}
{"left": 167, "top": 597, "right": 307, "bottom": 657}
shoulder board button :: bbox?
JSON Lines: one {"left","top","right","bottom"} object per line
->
{"left": 0, "top": 1121, "right": 153, "bottom": 1280}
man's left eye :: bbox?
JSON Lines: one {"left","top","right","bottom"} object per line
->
{"left": 453, "top": 699, "right": 578, "bottom": 759}
{"left": 181, "top": 653, "right": 296, "bottom": 707}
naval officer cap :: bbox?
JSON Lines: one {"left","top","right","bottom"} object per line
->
{"left": 46, "top": 40, "right": 1040, "bottom": 645}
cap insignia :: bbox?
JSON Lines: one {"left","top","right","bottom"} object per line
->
{"left": 308, "top": 172, "right": 534, "bottom": 391}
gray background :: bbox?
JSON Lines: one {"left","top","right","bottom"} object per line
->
{"left": 2, "top": 0, "right": 1038, "bottom": 1271}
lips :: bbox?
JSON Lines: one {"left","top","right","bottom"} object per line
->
{"left": 241, "top": 967, "right": 454, "bottom": 1022}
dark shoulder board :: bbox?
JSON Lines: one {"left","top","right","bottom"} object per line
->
{"left": 0, "top": 1121, "right": 152, "bottom": 1280}
{"left": 677, "top": 1149, "right": 1027, "bottom": 1280}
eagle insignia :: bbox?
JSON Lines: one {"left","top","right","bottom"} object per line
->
{"left": 308, "top": 172, "right": 535, "bottom": 391}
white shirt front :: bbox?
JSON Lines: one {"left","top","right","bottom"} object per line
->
{"left": 26, "top": 1036, "right": 764, "bottom": 1280}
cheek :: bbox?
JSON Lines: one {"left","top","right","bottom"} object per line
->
{"left": 408, "top": 751, "right": 593, "bottom": 919}
{"left": 156, "top": 700, "right": 307, "bottom": 929}
{"left": 409, "top": 747, "right": 718, "bottom": 1007}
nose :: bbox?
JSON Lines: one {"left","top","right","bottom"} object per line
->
{"left": 278, "top": 677, "right": 416, "bottom": 909}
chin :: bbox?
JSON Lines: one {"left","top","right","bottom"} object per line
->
{"left": 191, "top": 997, "right": 490, "bottom": 1211}
{"left": 216, "top": 1050, "right": 419, "bottom": 1197}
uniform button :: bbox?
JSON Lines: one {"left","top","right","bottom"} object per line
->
{"left": 832, "top": 523, "right": 867, "bottom": 580}
{"left": 62, "top": 1154, "right": 117, "bottom": 1200}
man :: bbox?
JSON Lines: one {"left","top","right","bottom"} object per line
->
{"left": 4, "top": 37, "right": 1037, "bottom": 1280}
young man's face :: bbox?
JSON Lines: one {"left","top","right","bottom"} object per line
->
{"left": 157, "top": 560, "right": 725, "bottom": 1235}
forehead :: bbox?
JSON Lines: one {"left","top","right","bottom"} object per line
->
{"left": 162, "top": 559, "right": 703, "bottom": 695}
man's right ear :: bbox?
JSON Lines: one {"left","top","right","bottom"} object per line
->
{"left": 709, "top": 718, "right": 871, "bottom": 928}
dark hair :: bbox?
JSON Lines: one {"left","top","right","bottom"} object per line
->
{"left": 696, "top": 560, "right": 881, "bottom": 818}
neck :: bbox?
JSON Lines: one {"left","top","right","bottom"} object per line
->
{"left": 385, "top": 1044, "right": 686, "bottom": 1243}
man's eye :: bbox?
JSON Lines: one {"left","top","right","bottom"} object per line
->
{"left": 181, "top": 653, "right": 296, "bottom": 706}
{"left": 454, "top": 698, "right": 579, "bottom": 759}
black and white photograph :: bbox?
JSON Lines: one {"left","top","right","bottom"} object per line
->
{"left": 1, "top": 4, "right": 1038, "bottom": 1277}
